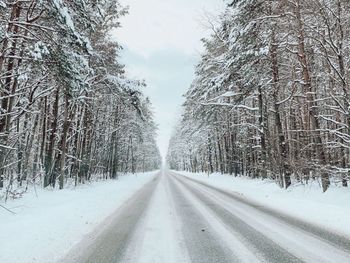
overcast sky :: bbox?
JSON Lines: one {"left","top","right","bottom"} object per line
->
{"left": 114, "top": 0, "right": 226, "bottom": 160}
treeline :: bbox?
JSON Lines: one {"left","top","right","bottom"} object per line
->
{"left": 0, "top": 0, "right": 161, "bottom": 194}
{"left": 167, "top": 0, "right": 350, "bottom": 192}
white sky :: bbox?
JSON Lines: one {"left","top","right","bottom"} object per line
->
{"left": 115, "top": 0, "right": 226, "bottom": 160}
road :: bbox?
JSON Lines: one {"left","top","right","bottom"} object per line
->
{"left": 63, "top": 171, "right": 350, "bottom": 263}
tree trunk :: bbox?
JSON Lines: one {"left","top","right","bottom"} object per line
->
{"left": 270, "top": 30, "right": 291, "bottom": 188}
{"left": 294, "top": 0, "right": 330, "bottom": 192}
{"left": 44, "top": 86, "right": 60, "bottom": 187}
{"left": 59, "top": 92, "right": 70, "bottom": 189}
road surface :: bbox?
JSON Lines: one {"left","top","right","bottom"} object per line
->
{"left": 63, "top": 171, "right": 350, "bottom": 263}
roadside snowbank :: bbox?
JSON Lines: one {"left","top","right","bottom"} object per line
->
{"left": 176, "top": 171, "right": 350, "bottom": 238}
{"left": 0, "top": 171, "right": 159, "bottom": 263}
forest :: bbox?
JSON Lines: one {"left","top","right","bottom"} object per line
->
{"left": 0, "top": 0, "right": 161, "bottom": 195}
{"left": 167, "top": 0, "right": 350, "bottom": 192}
{"left": 1, "top": 2, "right": 350, "bottom": 262}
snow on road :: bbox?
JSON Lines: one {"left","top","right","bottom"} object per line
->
{"left": 177, "top": 171, "right": 350, "bottom": 238}
{"left": 171, "top": 176, "right": 261, "bottom": 263}
{"left": 175, "top": 174, "right": 350, "bottom": 263}
{"left": 0, "top": 171, "right": 158, "bottom": 263}
{"left": 120, "top": 174, "right": 190, "bottom": 263}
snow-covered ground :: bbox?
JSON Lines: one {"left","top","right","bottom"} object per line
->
{"left": 0, "top": 171, "right": 158, "bottom": 263}
{"left": 176, "top": 171, "right": 350, "bottom": 238}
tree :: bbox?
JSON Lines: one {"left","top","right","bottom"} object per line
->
{"left": 0, "top": 0, "right": 161, "bottom": 195}
{"left": 167, "top": 0, "right": 350, "bottom": 191}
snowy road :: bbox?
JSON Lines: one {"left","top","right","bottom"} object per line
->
{"left": 65, "top": 171, "right": 350, "bottom": 263}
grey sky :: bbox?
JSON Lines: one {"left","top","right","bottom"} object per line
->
{"left": 115, "top": 0, "right": 225, "bottom": 159}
